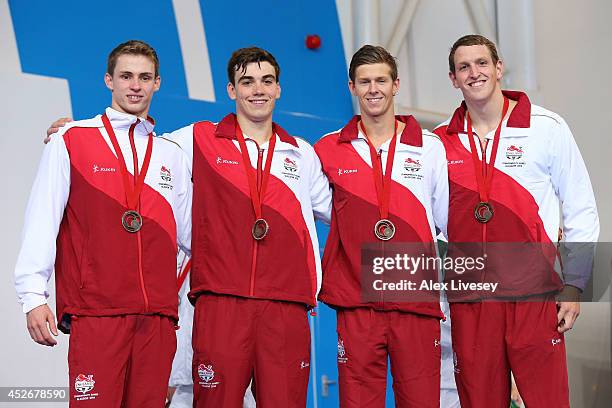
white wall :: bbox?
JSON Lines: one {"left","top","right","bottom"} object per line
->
{"left": 532, "top": 1, "right": 612, "bottom": 406}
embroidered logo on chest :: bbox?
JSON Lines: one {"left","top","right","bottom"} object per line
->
{"left": 281, "top": 156, "right": 300, "bottom": 180}
{"left": 159, "top": 165, "right": 173, "bottom": 190}
{"left": 401, "top": 157, "right": 423, "bottom": 180}
{"left": 501, "top": 145, "right": 526, "bottom": 168}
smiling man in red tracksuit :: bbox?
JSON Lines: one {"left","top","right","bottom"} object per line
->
{"left": 434, "top": 35, "right": 599, "bottom": 407}
{"left": 166, "top": 47, "right": 332, "bottom": 408}
{"left": 15, "top": 40, "right": 192, "bottom": 407}
{"left": 315, "top": 45, "right": 449, "bottom": 408}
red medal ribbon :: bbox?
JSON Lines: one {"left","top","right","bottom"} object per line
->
{"left": 177, "top": 258, "right": 192, "bottom": 291}
{"left": 102, "top": 113, "right": 154, "bottom": 211}
{"left": 466, "top": 97, "right": 509, "bottom": 204}
{"left": 235, "top": 123, "right": 276, "bottom": 222}
{"left": 360, "top": 120, "right": 398, "bottom": 220}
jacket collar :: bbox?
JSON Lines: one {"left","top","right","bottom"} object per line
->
{"left": 104, "top": 107, "right": 155, "bottom": 135}
{"left": 338, "top": 115, "right": 423, "bottom": 147}
{"left": 214, "top": 113, "right": 299, "bottom": 150}
{"left": 446, "top": 90, "right": 532, "bottom": 135}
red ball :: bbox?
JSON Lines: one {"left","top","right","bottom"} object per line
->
{"left": 306, "top": 34, "right": 321, "bottom": 50}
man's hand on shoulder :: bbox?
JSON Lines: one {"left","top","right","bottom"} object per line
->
{"left": 26, "top": 304, "right": 59, "bottom": 346}
{"left": 44, "top": 117, "right": 73, "bottom": 144}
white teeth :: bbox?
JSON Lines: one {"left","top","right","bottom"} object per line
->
{"left": 469, "top": 80, "right": 485, "bottom": 87}
{"left": 368, "top": 97, "right": 382, "bottom": 102}
{"left": 128, "top": 95, "right": 142, "bottom": 101}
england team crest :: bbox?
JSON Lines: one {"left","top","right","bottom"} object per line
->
{"left": 337, "top": 339, "right": 348, "bottom": 363}
{"left": 283, "top": 157, "right": 298, "bottom": 172}
{"left": 505, "top": 145, "right": 524, "bottom": 160}
{"left": 198, "top": 364, "right": 214, "bottom": 382}
{"left": 403, "top": 157, "right": 422, "bottom": 172}
{"left": 74, "top": 374, "right": 95, "bottom": 394}
{"left": 197, "top": 363, "right": 221, "bottom": 388}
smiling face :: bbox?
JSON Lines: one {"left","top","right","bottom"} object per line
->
{"left": 449, "top": 44, "right": 503, "bottom": 104}
{"left": 227, "top": 61, "right": 281, "bottom": 125}
{"left": 349, "top": 62, "right": 399, "bottom": 119}
{"left": 104, "top": 54, "right": 160, "bottom": 118}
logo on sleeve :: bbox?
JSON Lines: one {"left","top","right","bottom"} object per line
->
{"left": 281, "top": 156, "right": 300, "bottom": 180}
{"left": 401, "top": 157, "right": 423, "bottom": 180}
{"left": 74, "top": 374, "right": 98, "bottom": 400}
{"left": 159, "top": 165, "right": 173, "bottom": 190}
{"left": 502, "top": 145, "right": 526, "bottom": 168}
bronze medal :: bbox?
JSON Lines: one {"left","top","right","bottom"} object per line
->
{"left": 252, "top": 218, "right": 269, "bottom": 240}
{"left": 102, "top": 114, "right": 153, "bottom": 235}
{"left": 466, "top": 97, "right": 509, "bottom": 227}
{"left": 361, "top": 120, "right": 399, "bottom": 243}
{"left": 374, "top": 219, "right": 396, "bottom": 241}
{"left": 122, "top": 210, "right": 143, "bottom": 233}
{"left": 474, "top": 202, "right": 494, "bottom": 223}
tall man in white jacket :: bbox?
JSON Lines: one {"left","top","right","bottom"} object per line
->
{"left": 16, "top": 40, "right": 192, "bottom": 407}
{"left": 434, "top": 34, "right": 599, "bottom": 408}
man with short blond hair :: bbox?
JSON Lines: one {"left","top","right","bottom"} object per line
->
{"left": 315, "top": 45, "right": 449, "bottom": 407}
{"left": 16, "top": 39, "right": 192, "bottom": 407}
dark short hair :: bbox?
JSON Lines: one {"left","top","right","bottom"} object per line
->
{"left": 107, "top": 40, "right": 159, "bottom": 77}
{"left": 349, "top": 45, "right": 398, "bottom": 82}
{"left": 448, "top": 34, "right": 500, "bottom": 73}
{"left": 227, "top": 47, "right": 280, "bottom": 85}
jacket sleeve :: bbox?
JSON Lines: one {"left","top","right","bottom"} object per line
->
{"left": 14, "top": 131, "right": 71, "bottom": 313}
{"left": 162, "top": 124, "right": 195, "bottom": 173}
{"left": 309, "top": 148, "right": 332, "bottom": 225}
{"left": 549, "top": 117, "right": 599, "bottom": 290}
{"left": 431, "top": 139, "right": 449, "bottom": 240}
{"left": 175, "top": 149, "right": 193, "bottom": 256}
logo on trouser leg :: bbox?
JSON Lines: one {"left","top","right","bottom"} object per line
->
{"left": 74, "top": 374, "right": 99, "bottom": 401}
{"left": 198, "top": 364, "right": 220, "bottom": 388}
{"left": 453, "top": 352, "right": 460, "bottom": 374}
{"left": 300, "top": 361, "right": 310, "bottom": 369}
{"left": 337, "top": 339, "right": 348, "bottom": 364}
{"left": 551, "top": 338, "right": 562, "bottom": 347}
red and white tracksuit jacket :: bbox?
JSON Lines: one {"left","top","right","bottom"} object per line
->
{"left": 167, "top": 113, "right": 332, "bottom": 307}
{"left": 434, "top": 90, "right": 599, "bottom": 296}
{"left": 315, "top": 115, "right": 449, "bottom": 318}
{"left": 14, "top": 108, "right": 192, "bottom": 332}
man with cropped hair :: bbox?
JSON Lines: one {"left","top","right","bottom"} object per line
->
{"left": 16, "top": 40, "right": 192, "bottom": 407}
{"left": 315, "top": 45, "right": 449, "bottom": 407}
{"left": 434, "top": 34, "right": 599, "bottom": 407}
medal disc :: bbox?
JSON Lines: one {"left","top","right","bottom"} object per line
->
{"left": 122, "top": 210, "right": 143, "bottom": 233}
{"left": 252, "top": 218, "right": 269, "bottom": 240}
{"left": 374, "top": 219, "right": 396, "bottom": 241}
{"left": 474, "top": 202, "right": 494, "bottom": 223}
